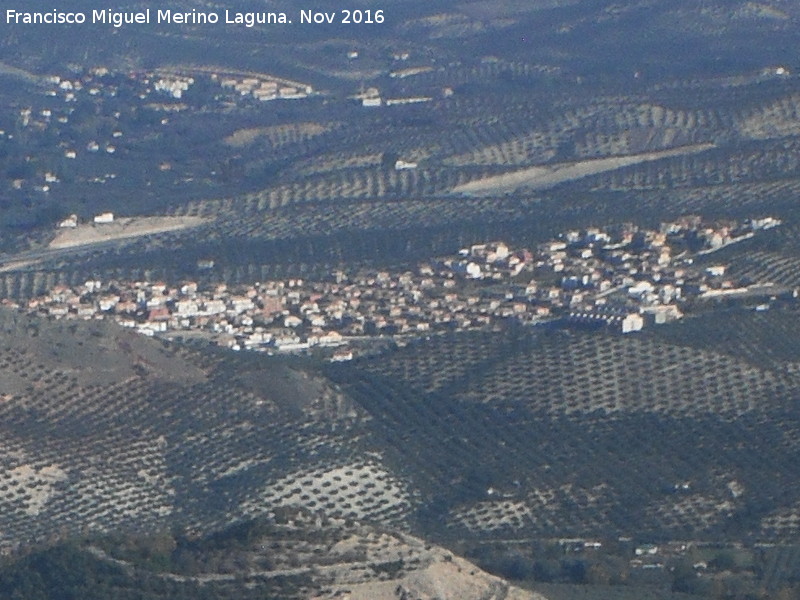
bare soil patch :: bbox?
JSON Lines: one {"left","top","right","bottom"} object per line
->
{"left": 49, "top": 216, "right": 208, "bottom": 250}
{"left": 451, "top": 143, "right": 714, "bottom": 196}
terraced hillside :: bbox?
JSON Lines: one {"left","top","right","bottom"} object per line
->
{"left": 9, "top": 90, "right": 800, "bottom": 304}
{"left": 0, "top": 308, "right": 400, "bottom": 551}
{"left": 6, "top": 291, "right": 800, "bottom": 551}
{"left": 327, "top": 311, "right": 800, "bottom": 543}
{"left": 0, "top": 5, "right": 796, "bottom": 281}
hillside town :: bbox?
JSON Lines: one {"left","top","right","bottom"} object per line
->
{"left": 5, "top": 64, "right": 313, "bottom": 199}
{"left": 21, "top": 215, "right": 784, "bottom": 358}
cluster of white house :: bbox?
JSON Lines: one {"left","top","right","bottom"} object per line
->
{"left": 26, "top": 215, "right": 782, "bottom": 354}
